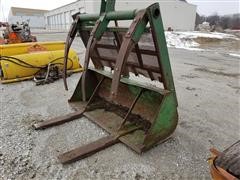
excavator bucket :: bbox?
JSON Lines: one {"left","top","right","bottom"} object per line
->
{"left": 0, "top": 41, "right": 82, "bottom": 83}
{"left": 34, "top": 0, "right": 178, "bottom": 164}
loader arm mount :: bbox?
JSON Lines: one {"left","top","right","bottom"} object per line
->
{"left": 34, "top": 0, "right": 178, "bottom": 164}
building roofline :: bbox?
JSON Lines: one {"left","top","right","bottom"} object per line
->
{"left": 9, "top": 7, "right": 49, "bottom": 17}
{"left": 11, "top": 7, "right": 49, "bottom": 12}
{"left": 180, "top": 0, "right": 197, "bottom": 8}
{"left": 45, "top": 0, "right": 197, "bottom": 14}
{"left": 49, "top": 0, "right": 80, "bottom": 11}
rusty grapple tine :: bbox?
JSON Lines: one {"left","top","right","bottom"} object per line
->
{"left": 63, "top": 16, "right": 80, "bottom": 90}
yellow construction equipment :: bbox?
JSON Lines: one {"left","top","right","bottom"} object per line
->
{"left": 0, "top": 41, "right": 83, "bottom": 83}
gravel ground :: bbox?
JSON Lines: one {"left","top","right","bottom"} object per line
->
{"left": 0, "top": 33, "right": 239, "bottom": 179}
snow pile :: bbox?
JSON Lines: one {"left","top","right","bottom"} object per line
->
{"left": 129, "top": 73, "right": 164, "bottom": 89}
{"left": 229, "top": 53, "right": 240, "bottom": 58}
{"left": 173, "top": 31, "right": 239, "bottom": 40}
{"left": 165, "top": 31, "right": 239, "bottom": 51}
{"left": 165, "top": 31, "right": 200, "bottom": 50}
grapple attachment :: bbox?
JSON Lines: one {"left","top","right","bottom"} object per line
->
{"left": 34, "top": 0, "right": 178, "bottom": 164}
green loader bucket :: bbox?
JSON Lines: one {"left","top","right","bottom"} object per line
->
{"left": 34, "top": 0, "right": 178, "bottom": 164}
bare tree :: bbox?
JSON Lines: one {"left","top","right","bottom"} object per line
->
{"left": 196, "top": 13, "right": 240, "bottom": 30}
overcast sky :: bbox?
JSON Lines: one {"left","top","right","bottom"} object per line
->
{"left": 0, "top": 0, "right": 239, "bottom": 21}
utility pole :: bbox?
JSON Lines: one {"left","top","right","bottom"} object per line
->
{"left": 1, "top": 0, "right": 7, "bottom": 22}
{"left": 0, "top": 0, "right": 6, "bottom": 22}
{"left": 0, "top": 0, "right": 2, "bottom": 21}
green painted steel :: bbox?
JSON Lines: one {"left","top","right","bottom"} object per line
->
{"left": 77, "top": 14, "right": 99, "bottom": 22}
{"left": 104, "top": 0, "right": 116, "bottom": 12}
{"left": 106, "top": 10, "right": 136, "bottom": 20}
{"left": 76, "top": 11, "right": 136, "bottom": 22}
{"left": 147, "top": 4, "right": 178, "bottom": 103}
{"left": 76, "top": 0, "right": 136, "bottom": 22}
{"left": 70, "top": 0, "right": 178, "bottom": 153}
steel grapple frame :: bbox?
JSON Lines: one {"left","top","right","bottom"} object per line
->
{"left": 34, "top": 0, "right": 178, "bottom": 164}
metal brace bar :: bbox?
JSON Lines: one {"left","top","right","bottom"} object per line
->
{"left": 118, "top": 89, "right": 144, "bottom": 130}
{"left": 91, "top": 55, "right": 162, "bottom": 74}
{"left": 86, "top": 77, "right": 105, "bottom": 106}
{"left": 95, "top": 43, "right": 158, "bottom": 56}
{"left": 134, "top": 43, "right": 144, "bottom": 67}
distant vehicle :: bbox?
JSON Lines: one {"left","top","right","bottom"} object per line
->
{"left": 0, "top": 22, "right": 8, "bottom": 27}
{"left": 0, "top": 22, "right": 8, "bottom": 43}
{"left": 0, "top": 21, "right": 82, "bottom": 84}
{"left": 1, "top": 21, "right": 37, "bottom": 44}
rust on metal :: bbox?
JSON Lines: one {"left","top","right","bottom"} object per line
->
{"left": 118, "top": 89, "right": 144, "bottom": 129}
{"left": 209, "top": 141, "right": 240, "bottom": 180}
{"left": 58, "top": 125, "right": 142, "bottom": 164}
{"left": 33, "top": 110, "right": 84, "bottom": 130}
{"left": 58, "top": 135, "right": 119, "bottom": 164}
{"left": 63, "top": 16, "right": 80, "bottom": 90}
{"left": 34, "top": 77, "right": 105, "bottom": 130}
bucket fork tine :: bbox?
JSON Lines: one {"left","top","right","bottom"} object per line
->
{"left": 33, "top": 75, "right": 105, "bottom": 130}
{"left": 58, "top": 125, "right": 141, "bottom": 164}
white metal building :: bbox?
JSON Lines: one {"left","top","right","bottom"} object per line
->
{"left": 8, "top": 7, "right": 48, "bottom": 29}
{"left": 45, "top": 0, "right": 196, "bottom": 31}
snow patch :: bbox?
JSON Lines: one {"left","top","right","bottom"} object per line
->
{"left": 129, "top": 73, "right": 164, "bottom": 89}
{"left": 181, "top": 47, "right": 204, "bottom": 51}
{"left": 164, "top": 31, "right": 239, "bottom": 51}
{"left": 104, "top": 66, "right": 113, "bottom": 73}
{"left": 165, "top": 31, "right": 199, "bottom": 49}
{"left": 173, "top": 31, "right": 239, "bottom": 40}
{"left": 102, "top": 68, "right": 164, "bottom": 89}
{"left": 229, "top": 53, "right": 240, "bottom": 58}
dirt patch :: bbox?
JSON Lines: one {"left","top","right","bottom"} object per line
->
{"left": 227, "top": 84, "right": 240, "bottom": 90}
{"left": 184, "top": 63, "right": 201, "bottom": 67}
{"left": 186, "top": 87, "right": 196, "bottom": 91}
{"left": 195, "top": 37, "right": 240, "bottom": 52}
{"left": 195, "top": 37, "right": 222, "bottom": 43}
{"left": 194, "top": 67, "right": 240, "bottom": 78}
{"left": 181, "top": 74, "right": 199, "bottom": 79}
